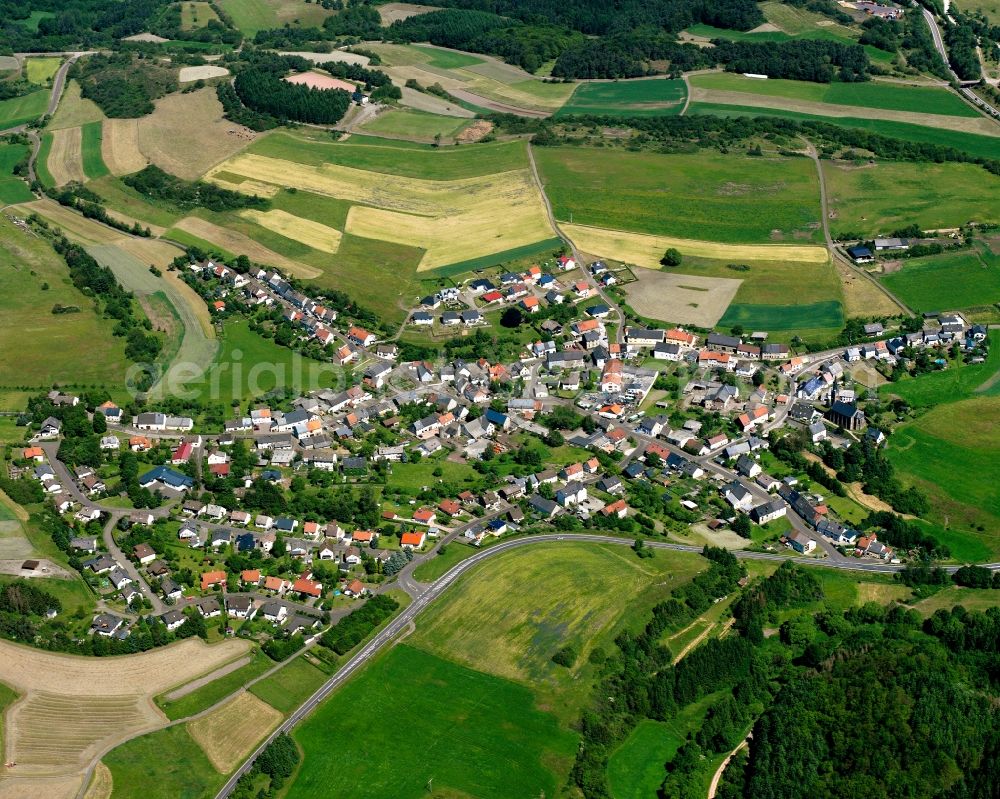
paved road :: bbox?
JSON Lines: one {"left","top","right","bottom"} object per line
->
{"left": 100, "top": 512, "right": 168, "bottom": 614}
{"left": 215, "top": 530, "right": 975, "bottom": 797}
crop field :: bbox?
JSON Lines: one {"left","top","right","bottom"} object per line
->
{"left": 219, "top": 0, "right": 331, "bottom": 35}
{"left": 887, "top": 396, "right": 1000, "bottom": 550}
{"left": 48, "top": 80, "right": 103, "bottom": 130}
{"left": 249, "top": 655, "right": 328, "bottom": 713}
{"left": 208, "top": 142, "right": 554, "bottom": 271}
{"left": 100, "top": 118, "right": 147, "bottom": 176}
{"left": 556, "top": 78, "right": 687, "bottom": 116}
{"left": 180, "top": 1, "right": 219, "bottom": 30}
{"left": 240, "top": 208, "right": 342, "bottom": 253}
{"left": 824, "top": 161, "right": 1000, "bottom": 238}
{"left": 719, "top": 299, "right": 844, "bottom": 335}
{"left": 47, "top": 126, "right": 86, "bottom": 186}
{"left": 25, "top": 56, "right": 61, "bottom": 85}
{"left": 880, "top": 247, "right": 1000, "bottom": 313}
{"left": 104, "top": 724, "right": 222, "bottom": 799}
{"left": 136, "top": 89, "right": 259, "bottom": 180}
{"left": 0, "top": 89, "right": 47, "bottom": 129}
{"left": 834, "top": 258, "right": 903, "bottom": 318}
{"left": 690, "top": 72, "right": 979, "bottom": 118}
{"left": 187, "top": 692, "right": 282, "bottom": 773}
{"left": 0, "top": 637, "right": 248, "bottom": 783}
{"left": 687, "top": 102, "right": 1000, "bottom": 160}
{"left": 0, "top": 142, "right": 32, "bottom": 204}
{"left": 410, "top": 543, "right": 707, "bottom": 721}
{"left": 359, "top": 108, "right": 472, "bottom": 141}
{"left": 178, "top": 65, "right": 230, "bottom": 83}
{"left": 367, "top": 43, "right": 574, "bottom": 112}
{"left": 288, "top": 644, "right": 578, "bottom": 799}
{"left": 536, "top": 147, "right": 823, "bottom": 244}
{"left": 0, "top": 215, "right": 130, "bottom": 386}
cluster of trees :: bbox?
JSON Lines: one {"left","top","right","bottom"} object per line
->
{"left": 149, "top": 1, "right": 242, "bottom": 46}
{"left": 901, "top": 10, "right": 951, "bottom": 79}
{"left": 819, "top": 438, "right": 930, "bottom": 517}
{"left": 945, "top": 15, "right": 983, "bottom": 81}
{"left": 714, "top": 39, "right": 870, "bottom": 82}
{"left": 321, "top": 593, "right": 399, "bottom": 655}
{"left": 0, "top": 580, "right": 61, "bottom": 617}
{"left": 862, "top": 511, "right": 947, "bottom": 558}
{"left": 44, "top": 183, "right": 151, "bottom": 238}
{"left": 123, "top": 165, "right": 267, "bottom": 213}
{"left": 732, "top": 562, "right": 823, "bottom": 642}
{"left": 231, "top": 734, "right": 300, "bottom": 799}
{"left": 0, "top": 0, "right": 172, "bottom": 52}
{"left": 72, "top": 53, "right": 178, "bottom": 118}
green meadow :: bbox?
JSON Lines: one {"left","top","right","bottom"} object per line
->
{"left": 719, "top": 299, "right": 844, "bottom": 335}
{"left": 81, "top": 120, "right": 109, "bottom": 180}
{"left": 825, "top": 161, "right": 1000, "bottom": 238}
{"left": 0, "top": 89, "right": 47, "bottom": 129}
{"left": 534, "top": 146, "right": 823, "bottom": 244}
{"left": 287, "top": 644, "right": 579, "bottom": 799}
{"left": 690, "top": 72, "right": 979, "bottom": 117}
{"left": 880, "top": 247, "right": 1000, "bottom": 314}
{"left": 887, "top": 396, "right": 1000, "bottom": 555}
{"left": 105, "top": 724, "right": 223, "bottom": 799}
{"left": 879, "top": 331, "right": 1000, "bottom": 407}
{"left": 556, "top": 78, "right": 687, "bottom": 117}
{"left": 687, "top": 103, "right": 1000, "bottom": 161}
{"left": 359, "top": 107, "right": 471, "bottom": 141}
{"left": 0, "top": 142, "right": 32, "bottom": 204}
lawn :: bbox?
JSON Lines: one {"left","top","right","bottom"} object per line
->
{"left": 880, "top": 247, "right": 1000, "bottom": 314}
{"left": 105, "top": 724, "right": 224, "bottom": 799}
{"left": 534, "top": 146, "right": 823, "bottom": 244}
{"left": 245, "top": 132, "right": 529, "bottom": 179}
{"left": 607, "top": 719, "right": 683, "bottom": 799}
{"left": 411, "top": 542, "right": 477, "bottom": 582}
{"left": 0, "top": 142, "right": 32, "bottom": 204}
{"left": 0, "top": 214, "right": 131, "bottom": 387}
{"left": 0, "top": 89, "right": 48, "bottom": 129}
{"left": 886, "top": 396, "right": 1000, "bottom": 554}
{"left": 879, "top": 331, "right": 1000, "bottom": 407}
{"left": 824, "top": 161, "right": 1000, "bottom": 238}
{"left": 690, "top": 72, "right": 980, "bottom": 118}
{"left": 287, "top": 645, "right": 578, "bottom": 799}
{"left": 185, "top": 319, "right": 341, "bottom": 404}
{"left": 410, "top": 542, "right": 708, "bottom": 723}
{"left": 249, "top": 654, "right": 328, "bottom": 713}
{"left": 24, "top": 56, "right": 61, "bottom": 85}
{"left": 389, "top": 456, "right": 481, "bottom": 493}
{"left": 556, "top": 78, "right": 687, "bottom": 117}
{"left": 359, "top": 108, "right": 471, "bottom": 141}
{"left": 157, "top": 650, "right": 272, "bottom": 721}
{"left": 81, "top": 120, "right": 109, "bottom": 180}
{"left": 686, "top": 103, "right": 1000, "bottom": 161}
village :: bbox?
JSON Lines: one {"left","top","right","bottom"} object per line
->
{"left": 10, "top": 241, "right": 989, "bottom": 648}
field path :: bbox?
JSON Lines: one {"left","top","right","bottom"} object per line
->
{"left": 162, "top": 655, "right": 254, "bottom": 702}
{"left": 805, "top": 143, "right": 911, "bottom": 317}
{"left": 708, "top": 734, "right": 751, "bottom": 798}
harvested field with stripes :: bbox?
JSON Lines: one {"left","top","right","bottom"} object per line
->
{"left": 47, "top": 127, "right": 86, "bottom": 186}
{"left": 101, "top": 119, "right": 147, "bottom": 176}
{"left": 186, "top": 692, "right": 283, "bottom": 773}
{"left": 241, "top": 208, "right": 343, "bottom": 253}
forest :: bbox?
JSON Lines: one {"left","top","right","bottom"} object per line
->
{"left": 71, "top": 53, "right": 177, "bottom": 118}
{"left": 0, "top": 0, "right": 173, "bottom": 52}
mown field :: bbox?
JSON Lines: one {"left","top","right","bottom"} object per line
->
{"left": 690, "top": 73, "right": 979, "bottom": 118}
{"left": 0, "top": 214, "right": 131, "bottom": 386}
{"left": 105, "top": 724, "right": 224, "bottom": 799}
{"left": 218, "top": 0, "right": 331, "bottom": 35}
{"left": 824, "top": 161, "right": 1000, "bottom": 238}
{"left": 288, "top": 644, "right": 578, "bottom": 799}
{"left": 687, "top": 103, "right": 1000, "bottom": 161}
{"left": 880, "top": 331, "right": 1000, "bottom": 407}
{"left": 887, "top": 396, "right": 1000, "bottom": 557}
{"left": 47, "top": 79, "right": 104, "bottom": 130}
{"left": 535, "top": 146, "right": 823, "bottom": 244}
{"left": 556, "top": 78, "right": 687, "bottom": 117}
{"left": 880, "top": 246, "right": 1000, "bottom": 314}
{"left": 359, "top": 107, "right": 471, "bottom": 141}
{"left": 24, "top": 56, "right": 61, "bottom": 85}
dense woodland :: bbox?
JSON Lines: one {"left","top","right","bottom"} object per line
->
{"left": 123, "top": 165, "right": 268, "bottom": 213}
{"left": 71, "top": 53, "right": 177, "bottom": 118}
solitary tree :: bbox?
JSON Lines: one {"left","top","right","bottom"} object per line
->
{"left": 660, "top": 248, "right": 682, "bottom": 267}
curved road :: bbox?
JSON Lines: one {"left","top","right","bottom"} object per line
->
{"left": 214, "top": 531, "right": 990, "bottom": 797}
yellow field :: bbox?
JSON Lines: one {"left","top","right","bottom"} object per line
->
{"left": 137, "top": 89, "right": 259, "bottom": 180}
{"left": 562, "top": 222, "right": 830, "bottom": 267}
{"left": 47, "top": 126, "right": 86, "bottom": 186}
{"left": 170, "top": 216, "right": 321, "bottom": 278}
{"left": 25, "top": 57, "right": 61, "bottom": 85}
{"left": 187, "top": 692, "right": 282, "bottom": 773}
{"left": 834, "top": 258, "right": 903, "bottom": 317}
{"left": 0, "top": 637, "right": 249, "bottom": 781}
{"left": 101, "top": 118, "right": 147, "bottom": 176}
{"left": 83, "top": 762, "right": 113, "bottom": 799}
{"left": 240, "top": 208, "right": 343, "bottom": 253}
{"left": 48, "top": 80, "right": 104, "bottom": 131}
{"left": 208, "top": 154, "right": 554, "bottom": 270}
